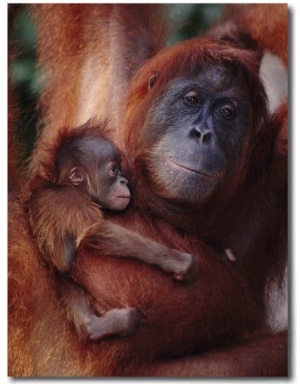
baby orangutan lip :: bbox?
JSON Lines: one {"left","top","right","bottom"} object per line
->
{"left": 167, "top": 158, "right": 215, "bottom": 179}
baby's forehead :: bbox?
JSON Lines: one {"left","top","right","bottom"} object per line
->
{"left": 79, "top": 136, "right": 120, "bottom": 161}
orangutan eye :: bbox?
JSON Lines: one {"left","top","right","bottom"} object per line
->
{"left": 184, "top": 91, "right": 200, "bottom": 105}
{"left": 218, "top": 106, "right": 236, "bottom": 119}
{"left": 108, "top": 163, "right": 118, "bottom": 178}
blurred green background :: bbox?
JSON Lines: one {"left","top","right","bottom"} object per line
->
{"left": 8, "top": 4, "right": 223, "bottom": 163}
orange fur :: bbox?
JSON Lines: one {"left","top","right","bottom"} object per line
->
{"left": 29, "top": 4, "right": 168, "bottom": 171}
{"left": 26, "top": 122, "right": 107, "bottom": 271}
{"left": 8, "top": 4, "right": 288, "bottom": 377}
{"left": 222, "top": 4, "right": 288, "bottom": 67}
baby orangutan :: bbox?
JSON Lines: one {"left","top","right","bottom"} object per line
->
{"left": 27, "top": 121, "right": 197, "bottom": 341}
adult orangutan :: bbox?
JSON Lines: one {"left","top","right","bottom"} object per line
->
{"left": 8, "top": 4, "right": 287, "bottom": 377}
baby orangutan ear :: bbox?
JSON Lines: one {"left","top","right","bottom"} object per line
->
{"left": 148, "top": 70, "right": 159, "bottom": 90}
{"left": 68, "top": 167, "right": 85, "bottom": 186}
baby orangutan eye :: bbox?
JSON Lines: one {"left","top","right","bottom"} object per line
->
{"left": 107, "top": 163, "right": 118, "bottom": 178}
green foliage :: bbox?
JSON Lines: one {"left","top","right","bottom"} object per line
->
{"left": 167, "top": 4, "right": 223, "bottom": 45}
{"left": 9, "top": 7, "right": 38, "bottom": 163}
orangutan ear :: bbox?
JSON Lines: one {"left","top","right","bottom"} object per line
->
{"left": 148, "top": 70, "right": 159, "bottom": 90}
{"left": 68, "top": 167, "right": 85, "bottom": 186}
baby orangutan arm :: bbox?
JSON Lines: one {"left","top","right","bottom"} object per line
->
{"left": 76, "top": 221, "right": 197, "bottom": 282}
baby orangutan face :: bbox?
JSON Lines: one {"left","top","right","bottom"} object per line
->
{"left": 63, "top": 136, "right": 131, "bottom": 211}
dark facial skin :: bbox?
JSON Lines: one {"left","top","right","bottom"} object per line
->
{"left": 143, "top": 64, "right": 253, "bottom": 207}
{"left": 67, "top": 137, "right": 130, "bottom": 211}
